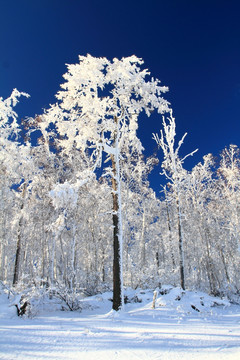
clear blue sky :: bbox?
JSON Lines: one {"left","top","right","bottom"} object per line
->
{"left": 1, "top": 0, "right": 240, "bottom": 190}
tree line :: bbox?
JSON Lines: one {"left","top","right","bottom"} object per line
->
{"left": 0, "top": 56, "right": 239, "bottom": 311}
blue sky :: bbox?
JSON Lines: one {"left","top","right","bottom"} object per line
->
{"left": 1, "top": 0, "right": 240, "bottom": 191}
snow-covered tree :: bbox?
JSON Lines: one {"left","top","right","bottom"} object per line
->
{"left": 0, "top": 90, "right": 30, "bottom": 285}
{"left": 153, "top": 112, "right": 197, "bottom": 290}
{"left": 44, "top": 54, "right": 169, "bottom": 310}
{"left": 183, "top": 154, "right": 217, "bottom": 292}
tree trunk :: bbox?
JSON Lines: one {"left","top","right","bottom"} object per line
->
{"left": 110, "top": 115, "right": 124, "bottom": 311}
{"left": 204, "top": 227, "right": 219, "bottom": 295}
{"left": 49, "top": 235, "right": 56, "bottom": 287}
{"left": 13, "top": 229, "right": 22, "bottom": 285}
{"left": 111, "top": 154, "right": 123, "bottom": 311}
{"left": 69, "top": 222, "right": 76, "bottom": 292}
{"left": 13, "top": 183, "right": 26, "bottom": 286}
{"left": 176, "top": 197, "right": 185, "bottom": 290}
{"left": 140, "top": 207, "right": 146, "bottom": 267}
{"left": 165, "top": 198, "right": 176, "bottom": 268}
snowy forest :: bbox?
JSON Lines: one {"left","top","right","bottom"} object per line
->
{"left": 1, "top": 55, "right": 240, "bottom": 313}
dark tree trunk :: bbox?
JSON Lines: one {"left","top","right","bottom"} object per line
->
{"left": 13, "top": 184, "right": 26, "bottom": 286}
{"left": 156, "top": 252, "right": 160, "bottom": 268}
{"left": 13, "top": 229, "right": 22, "bottom": 286}
{"left": 111, "top": 155, "right": 122, "bottom": 311}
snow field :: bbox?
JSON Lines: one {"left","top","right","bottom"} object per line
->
{"left": 0, "top": 287, "right": 240, "bottom": 360}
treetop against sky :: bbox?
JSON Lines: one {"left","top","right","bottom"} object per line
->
{"left": 0, "top": 0, "right": 240, "bottom": 191}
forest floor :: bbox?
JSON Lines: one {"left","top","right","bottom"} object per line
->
{"left": 0, "top": 286, "right": 240, "bottom": 359}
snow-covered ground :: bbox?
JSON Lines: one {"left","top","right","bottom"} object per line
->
{"left": 1, "top": 286, "right": 240, "bottom": 360}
